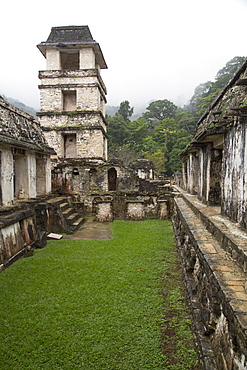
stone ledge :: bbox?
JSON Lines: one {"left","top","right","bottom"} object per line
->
{"left": 0, "top": 209, "right": 35, "bottom": 228}
{"left": 175, "top": 186, "right": 247, "bottom": 274}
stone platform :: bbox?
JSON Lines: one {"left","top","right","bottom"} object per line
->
{"left": 173, "top": 187, "right": 247, "bottom": 369}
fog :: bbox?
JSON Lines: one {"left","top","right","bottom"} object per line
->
{"left": 1, "top": 0, "right": 247, "bottom": 111}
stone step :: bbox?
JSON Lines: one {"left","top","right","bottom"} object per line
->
{"left": 67, "top": 212, "right": 79, "bottom": 221}
{"left": 54, "top": 197, "right": 84, "bottom": 234}
{"left": 66, "top": 216, "right": 84, "bottom": 234}
{"left": 71, "top": 217, "right": 84, "bottom": 227}
{"left": 60, "top": 202, "right": 70, "bottom": 211}
{"left": 61, "top": 207, "right": 74, "bottom": 217}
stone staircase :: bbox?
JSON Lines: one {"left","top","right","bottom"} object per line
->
{"left": 173, "top": 187, "right": 247, "bottom": 369}
{"left": 46, "top": 197, "right": 84, "bottom": 235}
{"left": 59, "top": 199, "right": 84, "bottom": 234}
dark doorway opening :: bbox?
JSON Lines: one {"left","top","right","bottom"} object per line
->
{"left": 108, "top": 168, "right": 117, "bottom": 191}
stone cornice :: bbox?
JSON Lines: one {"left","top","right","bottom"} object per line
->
{"left": 37, "top": 110, "right": 108, "bottom": 126}
{"left": 38, "top": 69, "right": 107, "bottom": 94}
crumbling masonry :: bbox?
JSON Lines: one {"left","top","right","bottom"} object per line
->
{"left": 174, "top": 59, "right": 247, "bottom": 369}
{"left": 1, "top": 24, "right": 247, "bottom": 369}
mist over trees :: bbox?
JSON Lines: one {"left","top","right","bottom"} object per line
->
{"left": 107, "top": 56, "right": 245, "bottom": 176}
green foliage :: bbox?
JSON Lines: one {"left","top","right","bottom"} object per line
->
{"left": 0, "top": 220, "right": 197, "bottom": 369}
{"left": 188, "top": 56, "right": 246, "bottom": 118}
{"left": 144, "top": 99, "right": 177, "bottom": 123}
{"left": 167, "top": 131, "right": 192, "bottom": 176}
{"left": 106, "top": 100, "right": 195, "bottom": 175}
{"left": 116, "top": 100, "right": 134, "bottom": 121}
{"left": 144, "top": 150, "right": 167, "bottom": 173}
{"left": 107, "top": 57, "right": 245, "bottom": 175}
{"left": 127, "top": 116, "right": 149, "bottom": 144}
{"left": 107, "top": 114, "right": 130, "bottom": 149}
{"left": 109, "top": 142, "right": 142, "bottom": 167}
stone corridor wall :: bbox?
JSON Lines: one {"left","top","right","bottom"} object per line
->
{"left": 173, "top": 197, "right": 247, "bottom": 369}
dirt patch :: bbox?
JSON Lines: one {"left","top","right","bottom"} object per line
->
{"left": 64, "top": 217, "right": 112, "bottom": 240}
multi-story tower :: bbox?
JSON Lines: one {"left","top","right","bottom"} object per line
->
{"left": 37, "top": 26, "right": 108, "bottom": 162}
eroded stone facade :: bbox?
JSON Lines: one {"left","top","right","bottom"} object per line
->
{"left": 180, "top": 59, "right": 247, "bottom": 226}
{"left": 0, "top": 95, "right": 56, "bottom": 269}
{"left": 174, "top": 58, "right": 247, "bottom": 369}
{"left": 0, "top": 96, "right": 54, "bottom": 205}
{"left": 37, "top": 26, "right": 108, "bottom": 162}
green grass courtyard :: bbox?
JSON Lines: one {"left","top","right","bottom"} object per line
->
{"left": 0, "top": 219, "right": 198, "bottom": 369}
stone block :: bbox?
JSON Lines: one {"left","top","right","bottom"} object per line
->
{"left": 157, "top": 200, "right": 168, "bottom": 219}
{"left": 126, "top": 200, "right": 145, "bottom": 220}
{"left": 95, "top": 201, "right": 113, "bottom": 222}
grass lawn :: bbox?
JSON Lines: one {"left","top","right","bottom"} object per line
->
{"left": 0, "top": 219, "right": 198, "bottom": 369}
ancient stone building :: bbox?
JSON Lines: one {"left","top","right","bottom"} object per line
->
{"left": 36, "top": 26, "right": 161, "bottom": 202}
{"left": 0, "top": 95, "right": 59, "bottom": 270}
{"left": 180, "top": 59, "right": 247, "bottom": 227}
{"left": 37, "top": 26, "right": 121, "bottom": 198}
{"left": 173, "top": 58, "right": 247, "bottom": 369}
{"left": 0, "top": 96, "right": 54, "bottom": 206}
{"left": 37, "top": 26, "right": 107, "bottom": 162}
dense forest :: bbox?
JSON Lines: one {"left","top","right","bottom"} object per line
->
{"left": 106, "top": 56, "right": 246, "bottom": 176}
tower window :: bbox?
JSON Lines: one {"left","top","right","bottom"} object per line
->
{"left": 60, "top": 51, "right": 79, "bottom": 70}
{"left": 63, "top": 90, "right": 76, "bottom": 111}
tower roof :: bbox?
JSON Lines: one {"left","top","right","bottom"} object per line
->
{"left": 46, "top": 26, "right": 94, "bottom": 44}
{"left": 37, "top": 26, "right": 107, "bottom": 69}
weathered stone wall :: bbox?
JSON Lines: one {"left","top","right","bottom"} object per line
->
{"left": 88, "top": 192, "right": 173, "bottom": 220}
{"left": 38, "top": 70, "right": 106, "bottom": 113}
{"left": 181, "top": 118, "right": 247, "bottom": 224}
{"left": 41, "top": 121, "right": 107, "bottom": 160}
{"left": 187, "top": 152, "right": 199, "bottom": 194}
{"left": 0, "top": 210, "right": 37, "bottom": 271}
{"left": 95, "top": 201, "right": 113, "bottom": 222}
{"left": 222, "top": 120, "right": 247, "bottom": 228}
{"left": 197, "top": 144, "right": 211, "bottom": 204}
{"left": 126, "top": 201, "right": 145, "bottom": 220}
{"left": 179, "top": 59, "right": 247, "bottom": 225}
{"left": 51, "top": 161, "right": 141, "bottom": 200}
{"left": 173, "top": 192, "right": 247, "bottom": 369}
{"left": 130, "top": 159, "right": 155, "bottom": 180}
{"left": 0, "top": 195, "right": 83, "bottom": 270}
{"left": 39, "top": 111, "right": 107, "bottom": 132}
{"left": 0, "top": 96, "right": 53, "bottom": 151}
{"left": 45, "top": 48, "right": 98, "bottom": 71}
{"left": 0, "top": 96, "right": 54, "bottom": 205}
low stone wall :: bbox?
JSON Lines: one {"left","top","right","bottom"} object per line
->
{"left": 86, "top": 192, "right": 173, "bottom": 220}
{"left": 0, "top": 209, "right": 38, "bottom": 271}
{"left": 0, "top": 195, "right": 80, "bottom": 271}
{"left": 173, "top": 191, "right": 247, "bottom": 369}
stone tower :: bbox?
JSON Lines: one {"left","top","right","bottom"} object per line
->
{"left": 37, "top": 26, "right": 108, "bottom": 163}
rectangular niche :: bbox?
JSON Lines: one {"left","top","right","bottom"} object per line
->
{"left": 63, "top": 133, "right": 77, "bottom": 158}
{"left": 63, "top": 90, "right": 76, "bottom": 111}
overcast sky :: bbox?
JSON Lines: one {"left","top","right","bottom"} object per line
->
{"left": 1, "top": 0, "right": 247, "bottom": 112}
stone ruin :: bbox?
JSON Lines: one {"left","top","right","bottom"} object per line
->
{"left": 1, "top": 24, "right": 247, "bottom": 369}
{"left": 173, "top": 58, "right": 247, "bottom": 368}
{"left": 36, "top": 26, "right": 172, "bottom": 217}
{"left": 0, "top": 26, "right": 172, "bottom": 271}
